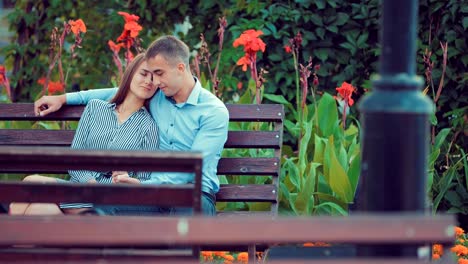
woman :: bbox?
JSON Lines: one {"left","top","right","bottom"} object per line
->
{"left": 10, "top": 53, "right": 160, "bottom": 215}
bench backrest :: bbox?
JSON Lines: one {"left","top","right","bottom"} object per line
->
{"left": 0, "top": 103, "right": 284, "bottom": 216}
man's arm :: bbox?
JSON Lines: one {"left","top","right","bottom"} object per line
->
{"left": 190, "top": 105, "right": 229, "bottom": 193}
{"left": 34, "top": 88, "right": 118, "bottom": 116}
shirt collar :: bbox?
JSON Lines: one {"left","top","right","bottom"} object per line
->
{"left": 184, "top": 77, "right": 201, "bottom": 106}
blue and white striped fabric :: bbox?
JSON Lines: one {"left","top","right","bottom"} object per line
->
{"left": 59, "top": 99, "right": 159, "bottom": 209}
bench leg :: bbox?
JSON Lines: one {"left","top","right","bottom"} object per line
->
{"left": 248, "top": 244, "right": 256, "bottom": 264}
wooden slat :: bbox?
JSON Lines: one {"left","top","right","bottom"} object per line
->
{"left": 225, "top": 131, "right": 281, "bottom": 148}
{"left": 0, "top": 104, "right": 83, "bottom": 120}
{"left": 0, "top": 130, "right": 282, "bottom": 149}
{"left": 217, "top": 157, "right": 280, "bottom": 175}
{"left": 0, "top": 157, "right": 280, "bottom": 176}
{"left": 217, "top": 184, "right": 277, "bottom": 202}
{"left": 0, "top": 181, "right": 195, "bottom": 206}
{"left": 0, "top": 146, "right": 202, "bottom": 173}
{"left": 0, "top": 103, "right": 284, "bottom": 122}
{"left": 0, "top": 248, "right": 196, "bottom": 263}
{"left": 0, "top": 130, "right": 74, "bottom": 146}
{"left": 0, "top": 214, "right": 455, "bottom": 246}
{"left": 226, "top": 104, "right": 284, "bottom": 122}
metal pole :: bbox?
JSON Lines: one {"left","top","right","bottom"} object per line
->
{"left": 355, "top": 0, "right": 433, "bottom": 257}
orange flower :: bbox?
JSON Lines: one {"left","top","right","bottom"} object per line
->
{"left": 336, "top": 81, "right": 356, "bottom": 106}
{"left": 433, "top": 244, "right": 443, "bottom": 254}
{"left": 37, "top": 77, "right": 64, "bottom": 95}
{"left": 303, "top": 242, "right": 315, "bottom": 247}
{"left": 222, "top": 254, "right": 234, "bottom": 261}
{"left": 237, "top": 252, "right": 248, "bottom": 263}
{"left": 124, "top": 21, "right": 143, "bottom": 38}
{"left": 69, "top": 19, "right": 87, "bottom": 36}
{"left": 108, "top": 40, "right": 124, "bottom": 53}
{"left": 459, "top": 259, "right": 468, "bottom": 264}
{"left": 233, "top": 29, "right": 266, "bottom": 54}
{"left": 451, "top": 244, "right": 468, "bottom": 256}
{"left": 214, "top": 251, "right": 227, "bottom": 257}
{"left": 284, "top": 45, "right": 292, "bottom": 53}
{"left": 236, "top": 55, "right": 251, "bottom": 72}
{"left": 456, "top": 227, "right": 465, "bottom": 236}
{"left": 118, "top": 11, "right": 140, "bottom": 23}
{"left": 432, "top": 253, "right": 441, "bottom": 259}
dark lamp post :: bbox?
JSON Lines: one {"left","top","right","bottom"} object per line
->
{"left": 355, "top": 0, "right": 434, "bottom": 257}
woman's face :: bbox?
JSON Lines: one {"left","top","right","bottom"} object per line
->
{"left": 129, "top": 60, "right": 158, "bottom": 101}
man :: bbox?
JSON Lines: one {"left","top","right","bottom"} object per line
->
{"left": 34, "top": 35, "right": 229, "bottom": 215}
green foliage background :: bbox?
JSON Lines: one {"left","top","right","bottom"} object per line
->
{"left": 1, "top": 0, "right": 466, "bottom": 214}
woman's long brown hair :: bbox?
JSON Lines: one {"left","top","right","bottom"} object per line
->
{"left": 109, "top": 53, "right": 147, "bottom": 106}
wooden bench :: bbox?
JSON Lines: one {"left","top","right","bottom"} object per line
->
{"left": 0, "top": 103, "right": 284, "bottom": 261}
{"left": 0, "top": 103, "right": 284, "bottom": 217}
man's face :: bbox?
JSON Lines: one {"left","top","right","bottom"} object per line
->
{"left": 147, "top": 54, "right": 184, "bottom": 100}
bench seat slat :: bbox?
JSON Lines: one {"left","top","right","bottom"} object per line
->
{"left": 0, "top": 130, "right": 282, "bottom": 149}
{"left": 217, "top": 184, "right": 277, "bottom": 202}
{"left": 226, "top": 104, "right": 284, "bottom": 122}
{"left": 0, "top": 104, "right": 284, "bottom": 122}
{"left": 0, "top": 129, "right": 75, "bottom": 146}
{"left": 0, "top": 157, "right": 279, "bottom": 176}
{"left": 0, "top": 214, "right": 454, "bottom": 246}
{"left": 217, "top": 157, "right": 279, "bottom": 175}
{"left": 0, "top": 181, "right": 195, "bottom": 206}
{"left": 0, "top": 104, "right": 84, "bottom": 120}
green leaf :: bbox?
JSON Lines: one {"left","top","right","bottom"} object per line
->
{"left": 314, "top": 202, "right": 348, "bottom": 216}
{"left": 314, "top": 48, "right": 329, "bottom": 62}
{"left": 317, "top": 93, "right": 339, "bottom": 137}
{"left": 295, "top": 162, "right": 320, "bottom": 215}
{"left": 335, "top": 13, "right": 349, "bottom": 26}
{"left": 315, "top": 0, "right": 326, "bottom": 9}
{"left": 433, "top": 128, "right": 451, "bottom": 150}
{"left": 348, "top": 149, "right": 360, "bottom": 194}
{"left": 433, "top": 168, "right": 457, "bottom": 213}
{"left": 284, "top": 158, "right": 300, "bottom": 191}
{"left": 313, "top": 135, "right": 326, "bottom": 165}
{"left": 356, "top": 32, "right": 368, "bottom": 47}
{"left": 326, "top": 136, "right": 354, "bottom": 203}
{"left": 263, "top": 93, "right": 293, "bottom": 109}
{"left": 463, "top": 17, "right": 468, "bottom": 30}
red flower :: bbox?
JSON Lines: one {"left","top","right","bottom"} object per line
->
{"left": 124, "top": 21, "right": 143, "bottom": 38}
{"left": 69, "top": 19, "right": 87, "bottom": 36}
{"left": 0, "top": 65, "right": 5, "bottom": 84}
{"left": 236, "top": 55, "right": 251, "bottom": 72}
{"left": 118, "top": 12, "right": 140, "bottom": 23}
{"left": 336, "top": 81, "right": 356, "bottom": 106}
{"left": 108, "top": 40, "right": 124, "bottom": 53}
{"left": 37, "top": 77, "right": 65, "bottom": 95}
{"left": 233, "top": 29, "right": 266, "bottom": 54}
{"left": 284, "top": 45, "right": 292, "bottom": 53}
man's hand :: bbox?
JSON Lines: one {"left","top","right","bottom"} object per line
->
{"left": 112, "top": 171, "right": 140, "bottom": 184}
{"left": 34, "top": 94, "right": 66, "bottom": 117}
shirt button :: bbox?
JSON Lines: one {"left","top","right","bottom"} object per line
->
{"left": 169, "top": 142, "right": 173, "bottom": 145}
{"left": 170, "top": 124, "right": 174, "bottom": 127}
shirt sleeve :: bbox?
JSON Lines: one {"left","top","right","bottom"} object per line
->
{"left": 135, "top": 119, "right": 160, "bottom": 181}
{"left": 68, "top": 102, "right": 101, "bottom": 182}
{"left": 66, "top": 88, "right": 118, "bottom": 105}
{"left": 189, "top": 105, "right": 229, "bottom": 192}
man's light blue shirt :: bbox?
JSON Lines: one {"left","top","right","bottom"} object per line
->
{"left": 66, "top": 79, "right": 229, "bottom": 193}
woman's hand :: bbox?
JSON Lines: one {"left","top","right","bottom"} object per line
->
{"left": 111, "top": 171, "right": 140, "bottom": 184}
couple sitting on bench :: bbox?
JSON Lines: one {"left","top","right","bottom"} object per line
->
{"left": 10, "top": 35, "right": 228, "bottom": 217}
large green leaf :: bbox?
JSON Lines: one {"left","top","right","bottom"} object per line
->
{"left": 294, "top": 162, "right": 320, "bottom": 215}
{"left": 317, "top": 93, "right": 339, "bottom": 137}
{"left": 326, "top": 136, "right": 354, "bottom": 203}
